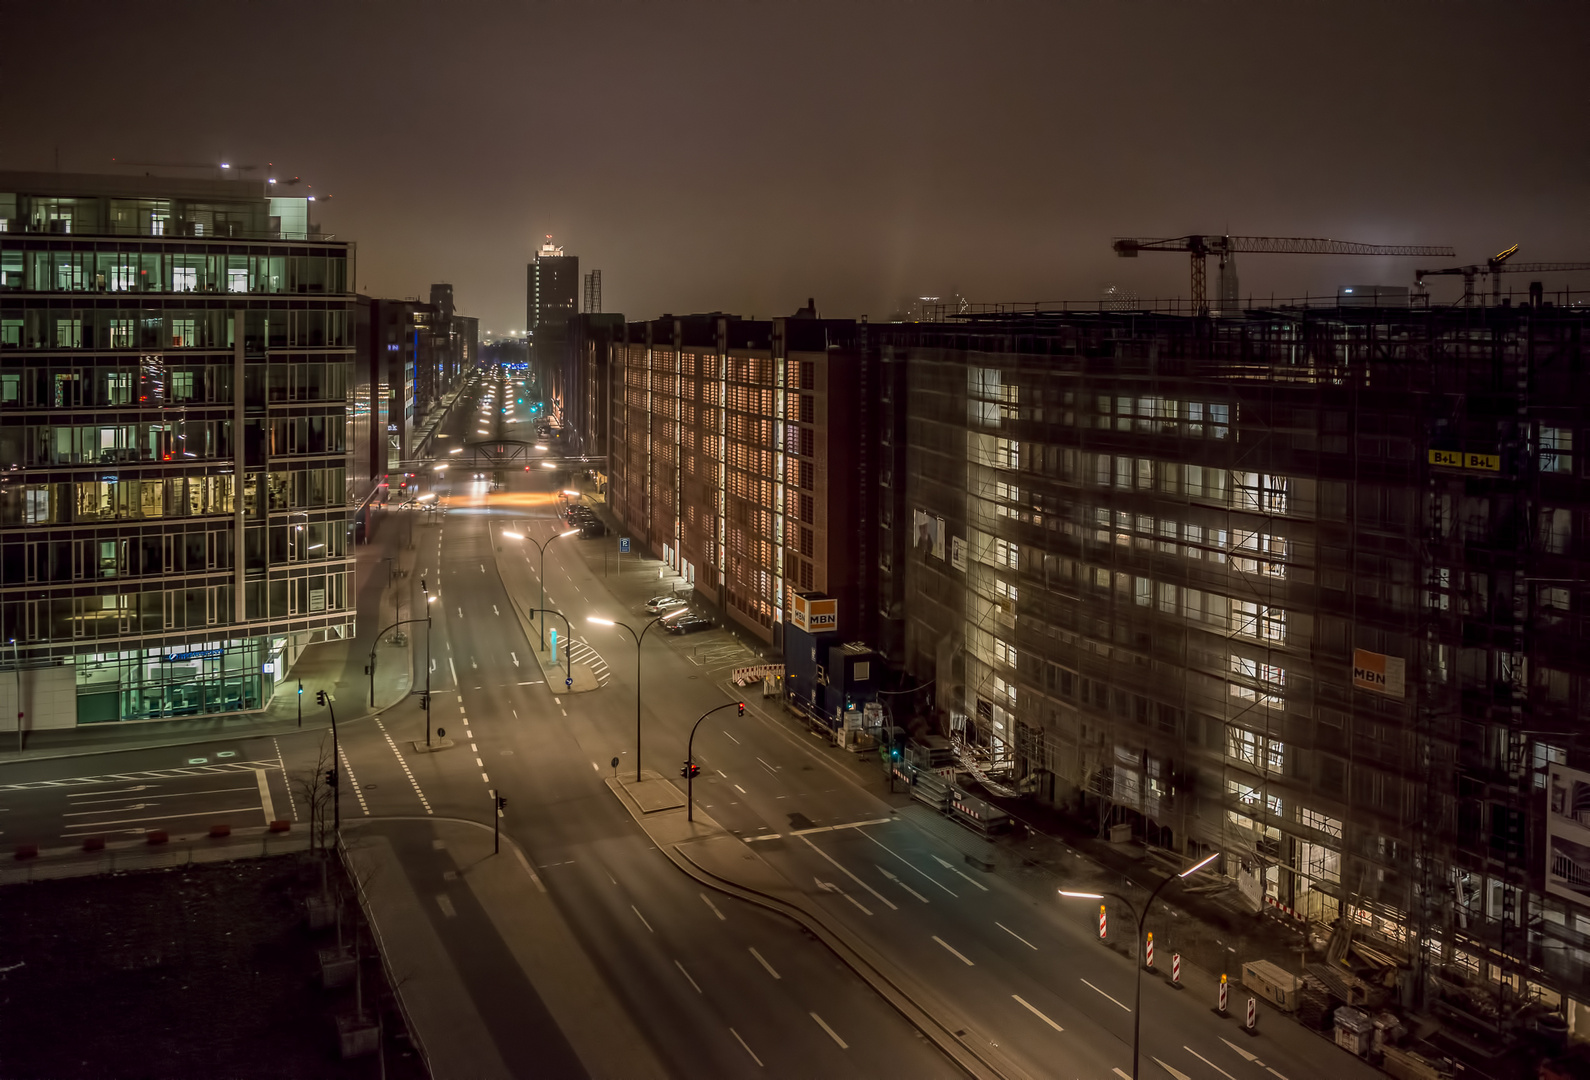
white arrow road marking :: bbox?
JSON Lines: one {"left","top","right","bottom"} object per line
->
{"left": 1013, "top": 994, "right": 1064, "bottom": 1032}
{"left": 493, "top": 604, "right": 499, "bottom": 616}
{"left": 1184, "top": 1047, "right": 1238, "bottom": 1080}
{"left": 931, "top": 853, "right": 991, "bottom": 891}
{"left": 932, "top": 935, "right": 975, "bottom": 966}
{"left": 1081, "top": 978, "right": 1131, "bottom": 1011}
{"left": 436, "top": 895, "right": 456, "bottom": 918}
{"left": 479, "top": 563, "right": 485, "bottom": 573}
{"left": 457, "top": 607, "right": 463, "bottom": 618}
{"left": 511, "top": 652, "right": 520, "bottom": 667}
{"left": 854, "top": 829, "right": 958, "bottom": 897}
{"left": 877, "top": 866, "right": 929, "bottom": 903}
{"left": 1221, "top": 1037, "right": 1260, "bottom": 1063}
{"left": 814, "top": 878, "right": 873, "bottom": 916}
{"left": 799, "top": 835, "right": 897, "bottom": 910}
{"left": 1153, "top": 1058, "right": 1192, "bottom": 1080}
{"left": 471, "top": 658, "right": 478, "bottom": 669}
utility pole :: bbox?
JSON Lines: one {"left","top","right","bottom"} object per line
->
{"left": 11, "top": 638, "right": 21, "bottom": 752}
{"left": 492, "top": 790, "right": 507, "bottom": 853}
{"left": 297, "top": 677, "right": 303, "bottom": 728}
{"left": 318, "top": 690, "right": 339, "bottom": 839}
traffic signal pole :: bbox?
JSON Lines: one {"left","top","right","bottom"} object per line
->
{"left": 318, "top": 690, "right": 339, "bottom": 840}
{"left": 492, "top": 790, "right": 507, "bottom": 853}
{"left": 686, "top": 701, "right": 745, "bottom": 822}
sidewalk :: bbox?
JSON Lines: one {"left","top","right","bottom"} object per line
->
{"left": 343, "top": 816, "right": 667, "bottom": 1080}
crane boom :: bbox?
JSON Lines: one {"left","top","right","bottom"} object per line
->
{"left": 1113, "top": 234, "right": 1456, "bottom": 314}
{"left": 1413, "top": 246, "right": 1590, "bottom": 304}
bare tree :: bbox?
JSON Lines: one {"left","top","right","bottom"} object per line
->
{"left": 294, "top": 733, "right": 337, "bottom": 855}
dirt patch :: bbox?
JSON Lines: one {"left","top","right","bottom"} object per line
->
{"left": 0, "top": 852, "right": 427, "bottom": 1080}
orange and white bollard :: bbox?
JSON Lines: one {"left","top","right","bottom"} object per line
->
{"left": 1245, "top": 996, "right": 1259, "bottom": 1035}
{"left": 1145, "top": 931, "right": 1154, "bottom": 970}
{"left": 1099, "top": 904, "right": 1107, "bottom": 942}
{"left": 1171, "top": 951, "right": 1182, "bottom": 988}
{"left": 1215, "top": 972, "right": 1228, "bottom": 1016}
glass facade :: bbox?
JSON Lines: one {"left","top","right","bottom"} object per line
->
{"left": 0, "top": 171, "right": 355, "bottom": 725}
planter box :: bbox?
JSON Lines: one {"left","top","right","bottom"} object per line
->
{"left": 319, "top": 947, "right": 355, "bottom": 989}
{"left": 336, "top": 1014, "right": 379, "bottom": 1059}
{"left": 305, "top": 895, "right": 336, "bottom": 930}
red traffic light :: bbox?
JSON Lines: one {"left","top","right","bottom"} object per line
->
{"left": 737, "top": 702, "right": 745, "bottom": 716}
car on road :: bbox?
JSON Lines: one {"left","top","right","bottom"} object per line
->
{"left": 664, "top": 613, "right": 713, "bottom": 634}
{"left": 578, "top": 521, "right": 606, "bottom": 538}
{"left": 645, "top": 596, "right": 687, "bottom": 614}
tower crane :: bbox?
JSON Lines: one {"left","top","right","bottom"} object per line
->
{"left": 1413, "top": 244, "right": 1590, "bottom": 306}
{"left": 1113, "top": 234, "right": 1456, "bottom": 315}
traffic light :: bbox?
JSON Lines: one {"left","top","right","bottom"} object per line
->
{"left": 420, "top": 693, "right": 430, "bottom": 712}
{"left": 316, "top": 689, "right": 328, "bottom": 706}
{"left": 325, "top": 768, "right": 338, "bottom": 789}
{"left": 680, "top": 762, "right": 700, "bottom": 778}
{"left": 737, "top": 702, "right": 745, "bottom": 716}
{"left": 496, "top": 796, "right": 507, "bottom": 812}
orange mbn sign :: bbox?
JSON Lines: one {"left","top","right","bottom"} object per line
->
{"left": 790, "top": 594, "right": 838, "bottom": 633}
{"left": 1352, "top": 648, "right": 1406, "bottom": 699}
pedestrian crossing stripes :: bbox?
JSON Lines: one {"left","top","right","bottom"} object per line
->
{"left": 0, "top": 760, "right": 283, "bottom": 791}
{"left": 564, "top": 637, "right": 612, "bottom": 686}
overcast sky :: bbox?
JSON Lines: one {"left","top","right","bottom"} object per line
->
{"left": 5, "top": 2, "right": 1587, "bottom": 327}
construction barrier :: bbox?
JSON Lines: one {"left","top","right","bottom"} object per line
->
{"left": 1216, "top": 973, "right": 1228, "bottom": 1015}
{"left": 1099, "top": 904, "right": 1107, "bottom": 941}
{"left": 1145, "top": 931, "right": 1154, "bottom": 970}
{"left": 1172, "top": 952, "right": 1182, "bottom": 988}
{"left": 1246, "top": 996, "right": 1259, "bottom": 1035}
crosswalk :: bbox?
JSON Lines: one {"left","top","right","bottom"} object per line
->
{"left": 565, "top": 637, "right": 612, "bottom": 686}
{"left": 0, "top": 760, "right": 282, "bottom": 791}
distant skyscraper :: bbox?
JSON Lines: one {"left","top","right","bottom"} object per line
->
{"left": 527, "top": 238, "right": 578, "bottom": 373}
{"left": 583, "top": 269, "right": 602, "bottom": 314}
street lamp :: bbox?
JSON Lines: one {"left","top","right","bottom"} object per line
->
{"left": 588, "top": 609, "right": 689, "bottom": 782}
{"left": 686, "top": 701, "right": 745, "bottom": 821}
{"left": 1059, "top": 850, "right": 1220, "bottom": 1080}
{"left": 421, "top": 579, "right": 437, "bottom": 746}
{"left": 503, "top": 527, "right": 577, "bottom": 647}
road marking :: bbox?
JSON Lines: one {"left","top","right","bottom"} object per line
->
{"left": 273, "top": 738, "right": 298, "bottom": 821}
{"left": 997, "top": 921, "right": 1038, "bottom": 950}
{"left": 592, "top": 762, "right": 599, "bottom": 771}
{"left": 1114, "top": 1070, "right": 1132, "bottom": 1080}
{"left": 675, "top": 959, "right": 702, "bottom": 994}
{"left": 511, "top": 652, "right": 519, "bottom": 667}
{"left": 631, "top": 905, "right": 653, "bottom": 933}
{"left": 730, "top": 1028, "right": 763, "bottom": 1067}
{"left": 701, "top": 893, "right": 726, "bottom": 921}
{"left": 723, "top": 731, "right": 740, "bottom": 745}
{"left": 810, "top": 1012, "right": 848, "bottom": 1049}
{"left": 449, "top": 657, "right": 457, "bottom": 684}
{"left": 475, "top": 758, "right": 484, "bottom": 767}
{"left": 815, "top": 878, "right": 873, "bottom": 915}
{"left": 1222, "top": 1037, "right": 1260, "bottom": 1063}
{"left": 481, "top": 772, "right": 489, "bottom": 783}
{"left": 933, "top": 935, "right": 975, "bottom": 966}
{"left": 493, "top": 604, "right": 499, "bottom": 615}
{"left": 734, "top": 784, "right": 747, "bottom": 794}
{"left": 854, "top": 829, "right": 959, "bottom": 897}
{"left": 1266, "top": 1070, "right": 1289, "bottom": 1080}
{"left": 338, "top": 743, "right": 369, "bottom": 815}
{"left": 877, "top": 866, "right": 929, "bottom": 903}
{"left": 799, "top": 835, "right": 897, "bottom": 910}
{"left": 749, "top": 947, "right": 781, "bottom": 979}
{"left": 931, "top": 853, "right": 990, "bottom": 892}
{"left": 1184, "top": 1047, "right": 1238, "bottom": 1080}
{"left": 479, "top": 563, "right": 485, "bottom": 573}
{"left": 254, "top": 768, "right": 275, "bottom": 826}
{"left": 791, "top": 817, "right": 893, "bottom": 836}
{"left": 1153, "top": 1059, "right": 1192, "bottom": 1080}
{"left": 62, "top": 806, "right": 266, "bottom": 830}
{"left": 436, "top": 895, "right": 456, "bottom": 918}
{"left": 6, "top": 761, "right": 281, "bottom": 792}
{"left": 64, "top": 784, "right": 255, "bottom": 809}
{"left": 512, "top": 848, "right": 547, "bottom": 893}
{"left": 1013, "top": 994, "right": 1064, "bottom": 1032}
{"left": 1082, "top": 978, "right": 1131, "bottom": 1011}
{"left": 755, "top": 756, "right": 778, "bottom": 775}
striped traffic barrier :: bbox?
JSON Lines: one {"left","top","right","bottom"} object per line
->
{"left": 1245, "top": 996, "right": 1259, "bottom": 1035}
{"left": 1144, "top": 931, "right": 1154, "bottom": 970}
{"left": 1099, "top": 904, "right": 1107, "bottom": 942}
{"left": 1171, "top": 951, "right": 1182, "bottom": 988}
{"left": 1214, "top": 972, "right": 1228, "bottom": 1016}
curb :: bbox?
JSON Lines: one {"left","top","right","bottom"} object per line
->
{"left": 603, "top": 776, "right": 1011, "bottom": 1080}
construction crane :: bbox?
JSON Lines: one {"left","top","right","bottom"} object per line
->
{"left": 1113, "top": 234, "right": 1456, "bottom": 315}
{"left": 1413, "top": 244, "right": 1590, "bottom": 306}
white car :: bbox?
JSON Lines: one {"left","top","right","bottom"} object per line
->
{"left": 645, "top": 596, "right": 687, "bottom": 614}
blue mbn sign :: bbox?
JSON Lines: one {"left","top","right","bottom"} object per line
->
{"left": 164, "top": 648, "right": 223, "bottom": 663}
{"left": 619, "top": 537, "right": 631, "bottom": 553}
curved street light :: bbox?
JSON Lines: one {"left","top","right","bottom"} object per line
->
{"left": 502, "top": 527, "right": 577, "bottom": 647}
{"left": 588, "top": 609, "right": 689, "bottom": 782}
{"left": 1059, "top": 850, "right": 1220, "bottom": 1080}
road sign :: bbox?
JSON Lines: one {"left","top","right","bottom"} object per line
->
{"left": 565, "top": 676, "right": 573, "bottom": 688}
{"left": 611, "top": 756, "right": 620, "bottom": 769}
{"left": 619, "top": 537, "right": 631, "bottom": 553}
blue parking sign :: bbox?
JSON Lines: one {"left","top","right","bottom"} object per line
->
{"left": 619, "top": 537, "right": 631, "bottom": 553}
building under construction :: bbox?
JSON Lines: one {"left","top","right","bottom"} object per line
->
{"left": 592, "top": 289, "right": 1590, "bottom": 1030}
{"left": 875, "top": 295, "right": 1590, "bottom": 1033}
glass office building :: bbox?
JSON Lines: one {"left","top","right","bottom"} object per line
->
{"left": 0, "top": 170, "right": 356, "bottom": 727}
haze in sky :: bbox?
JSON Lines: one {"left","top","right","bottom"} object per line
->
{"left": 4, "top": 2, "right": 1586, "bottom": 328}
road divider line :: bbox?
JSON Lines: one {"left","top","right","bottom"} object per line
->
{"left": 931, "top": 853, "right": 991, "bottom": 892}
{"left": 997, "top": 921, "right": 1038, "bottom": 950}
{"left": 512, "top": 848, "right": 547, "bottom": 893}
{"left": 876, "top": 866, "right": 930, "bottom": 903}
{"left": 799, "top": 835, "right": 898, "bottom": 910}
{"left": 933, "top": 935, "right": 975, "bottom": 966}
{"left": 723, "top": 731, "right": 740, "bottom": 745}
{"left": 273, "top": 738, "right": 299, "bottom": 821}
{"left": 701, "top": 893, "right": 726, "bottom": 921}
{"left": 1114, "top": 1069, "right": 1132, "bottom": 1080}
{"left": 854, "top": 829, "right": 958, "bottom": 897}
{"left": 790, "top": 817, "right": 892, "bottom": 836}
{"left": 730, "top": 1028, "right": 763, "bottom": 1067}
{"left": 1183, "top": 1047, "right": 1238, "bottom": 1080}
{"left": 1153, "top": 1058, "right": 1192, "bottom": 1080}
{"left": 337, "top": 743, "right": 369, "bottom": 815}
{"left": 733, "top": 784, "right": 747, "bottom": 794}
{"left": 1082, "top": 978, "right": 1131, "bottom": 1012}
{"left": 370, "top": 720, "right": 436, "bottom": 814}
{"left": 749, "top": 947, "right": 781, "bottom": 979}
{"left": 810, "top": 1012, "right": 848, "bottom": 1049}
{"left": 1012, "top": 994, "right": 1064, "bottom": 1032}
{"left": 631, "top": 905, "right": 653, "bottom": 933}
{"left": 674, "top": 960, "right": 702, "bottom": 995}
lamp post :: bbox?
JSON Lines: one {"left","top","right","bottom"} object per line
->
{"left": 503, "top": 527, "right": 577, "bottom": 647}
{"left": 317, "top": 689, "right": 340, "bottom": 840}
{"left": 686, "top": 701, "right": 745, "bottom": 821}
{"left": 1059, "top": 850, "right": 1220, "bottom": 1080}
{"left": 366, "top": 617, "right": 432, "bottom": 710}
{"left": 11, "top": 637, "right": 20, "bottom": 753}
{"left": 588, "top": 609, "right": 689, "bottom": 782}
{"left": 421, "top": 579, "right": 436, "bottom": 746}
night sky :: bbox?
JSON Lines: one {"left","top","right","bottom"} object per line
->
{"left": 5, "top": 2, "right": 1586, "bottom": 328}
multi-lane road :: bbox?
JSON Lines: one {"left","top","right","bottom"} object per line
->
{"left": 0, "top": 368, "right": 1380, "bottom": 1080}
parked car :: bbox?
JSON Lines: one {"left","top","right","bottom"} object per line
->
{"left": 579, "top": 521, "right": 607, "bottom": 538}
{"left": 664, "top": 614, "right": 712, "bottom": 634}
{"left": 645, "top": 596, "right": 687, "bottom": 614}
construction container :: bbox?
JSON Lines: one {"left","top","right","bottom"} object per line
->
{"left": 1333, "top": 1006, "right": 1373, "bottom": 1057}
{"left": 1381, "top": 1046, "right": 1447, "bottom": 1080}
{"left": 1241, "top": 959, "right": 1301, "bottom": 1013}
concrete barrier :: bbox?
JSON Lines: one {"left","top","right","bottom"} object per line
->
{"left": 145, "top": 830, "right": 169, "bottom": 845}
{"left": 208, "top": 824, "right": 232, "bottom": 839}
{"left": 14, "top": 844, "right": 38, "bottom": 860}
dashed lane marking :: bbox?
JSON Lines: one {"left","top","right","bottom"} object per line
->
{"left": 375, "top": 718, "right": 432, "bottom": 814}
{"left": 675, "top": 960, "right": 703, "bottom": 995}
{"left": 273, "top": 737, "right": 299, "bottom": 821}
{"left": 1013, "top": 994, "right": 1064, "bottom": 1032}
{"left": 730, "top": 1028, "right": 763, "bottom": 1068}
{"left": 997, "top": 921, "right": 1038, "bottom": 950}
{"left": 701, "top": 893, "right": 726, "bottom": 921}
{"left": 632, "top": 905, "right": 653, "bottom": 933}
{"left": 338, "top": 743, "right": 369, "bottom": 816}
{"left": 799, "top": 835, "right": 897, "bottom": 910}
{"left": 1183, "top": 1048, "right": 1238, "bottom": 1080}
{"left": 810, "top": 1012, "right": 848, "bottom": 1049}
{"left": 1082, "top": 978, "right": 1130, "bottom": 1011}
{"left": 749, "top": 947, "right": 781, "bottom": 979}
{"left": 933, "top": 935, "right": 975, "bottom": 966}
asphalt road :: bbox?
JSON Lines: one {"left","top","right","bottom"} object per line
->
{"left": 0, "top": 368, "right": 1386, "bottom": 1080}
